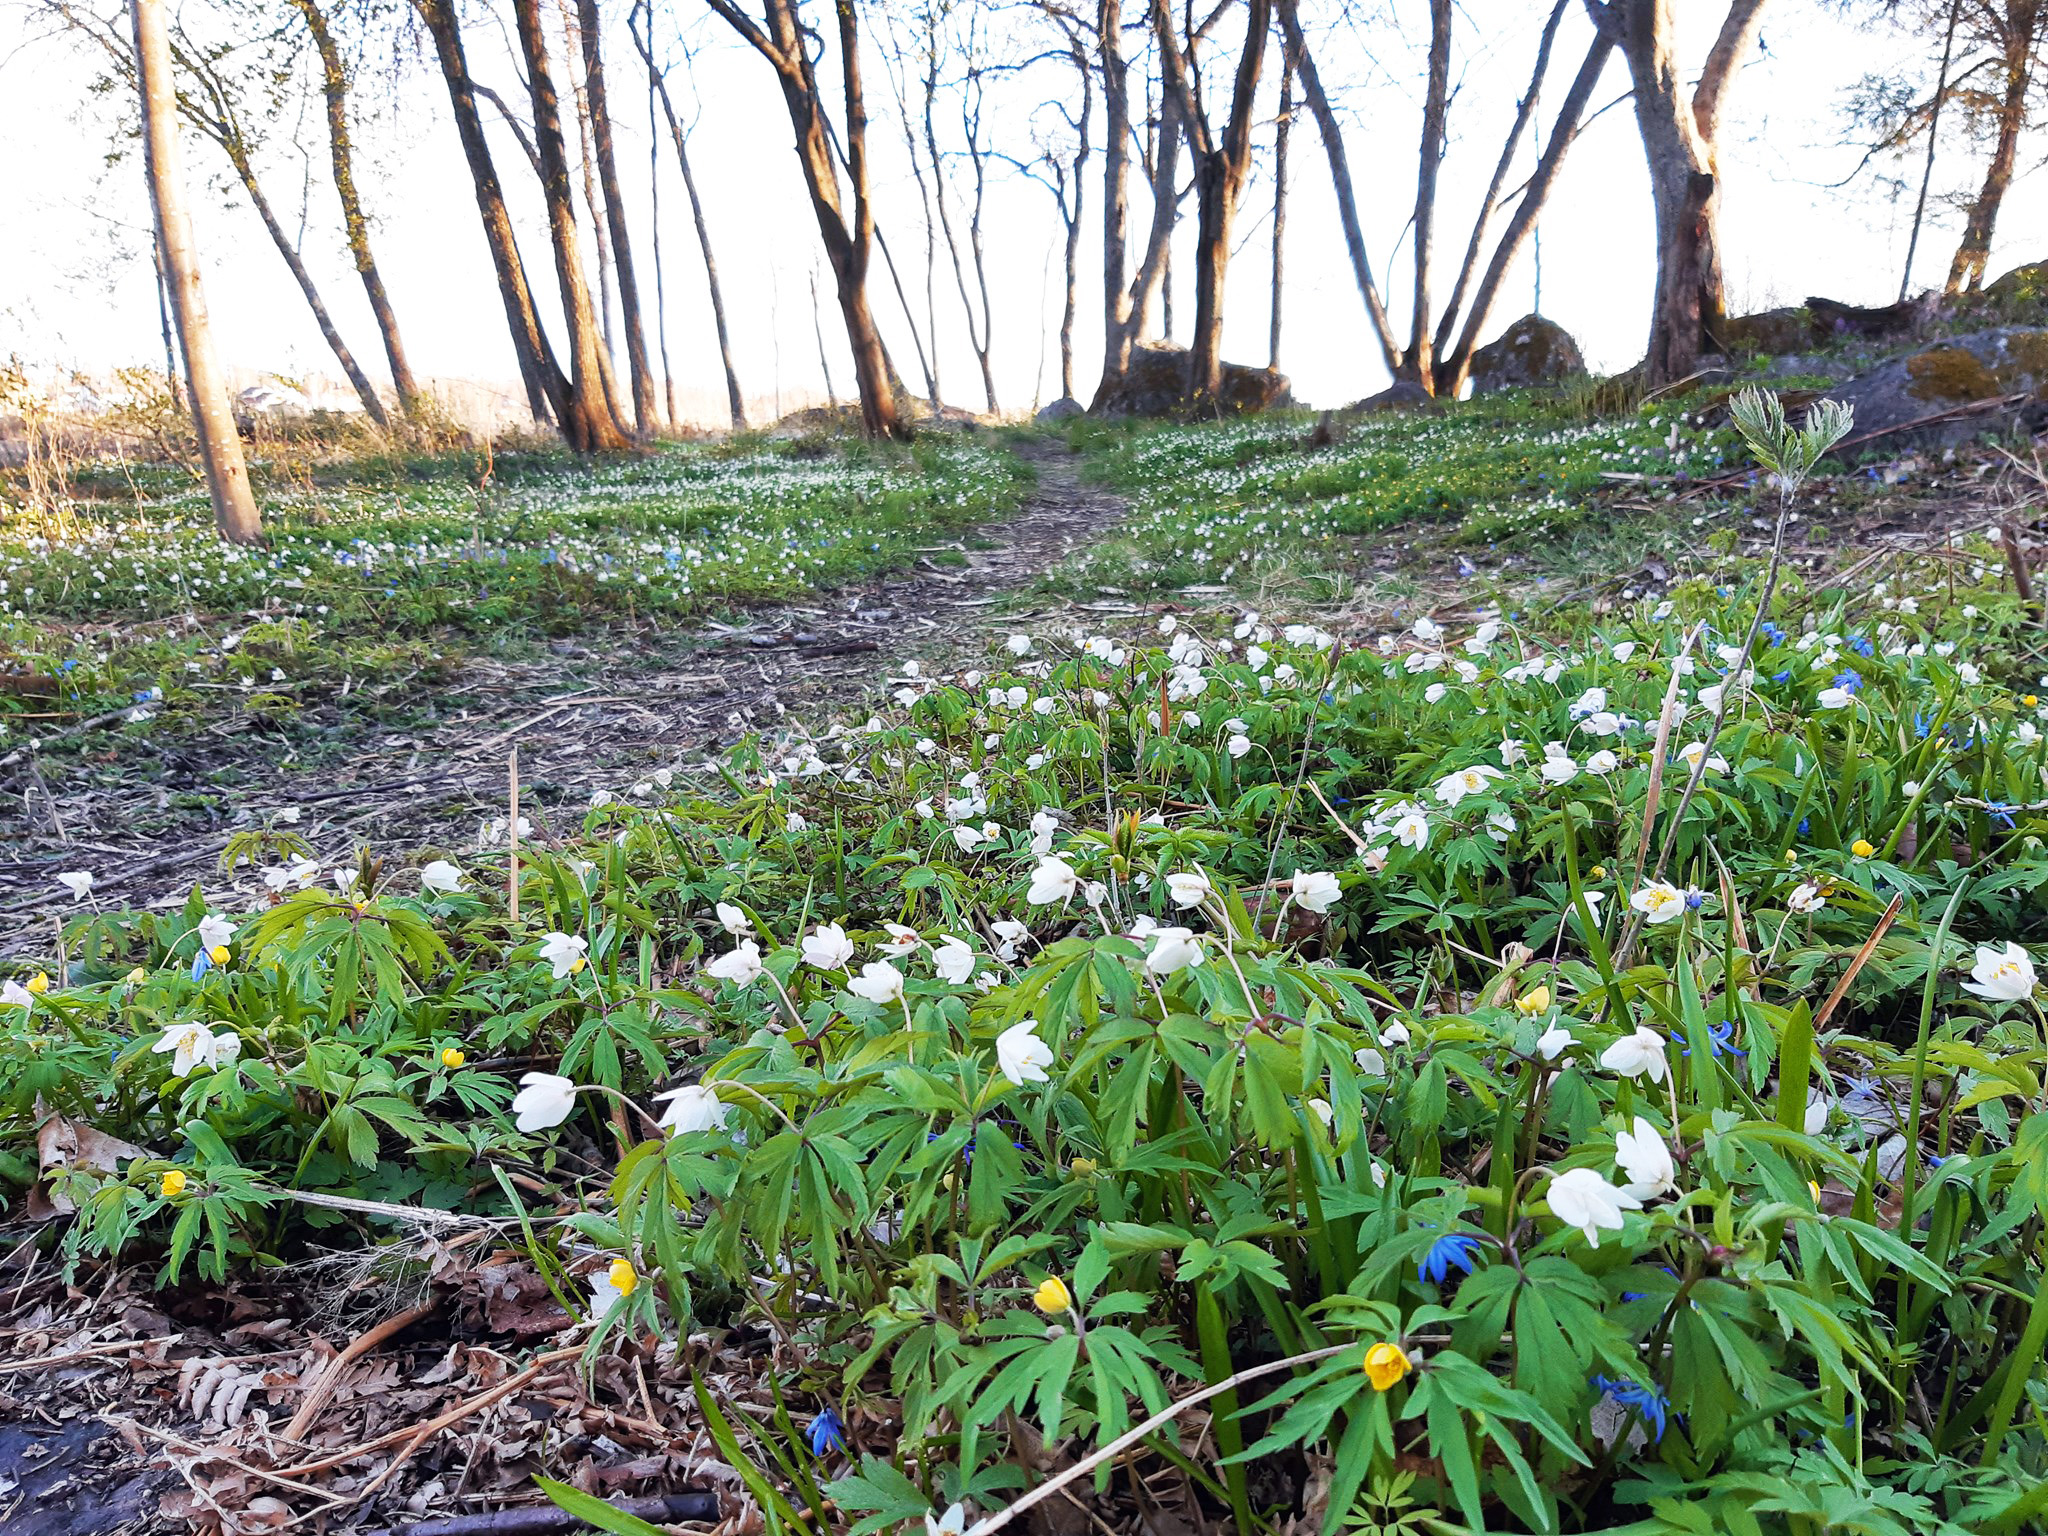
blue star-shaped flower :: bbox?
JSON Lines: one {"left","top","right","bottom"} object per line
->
{"left": 1417, "top": 1232, "right": 1485, "bottom": 1286}
{"left": 806, "top": 1407, "right": 847, "bottom": 1457}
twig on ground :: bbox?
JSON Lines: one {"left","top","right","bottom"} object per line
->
{"left": 962, "top": 1343, "right": 1352, "bottom": 1536}
{"left": 281, "top": 1300, "right": 440, "bottom": 1444}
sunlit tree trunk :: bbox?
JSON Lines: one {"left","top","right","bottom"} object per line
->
{"left": 510, "top": 0, "right": 632, "bottom": 450}
{"left": 1153, "top": 0, "right": 1271, "bottom": 405}
{"left": 575, "top": 0, "right": 657, "bottom": 431}
{"left": 130, "top": 0, "right": 260, "bottom": 544}
{"left": 704, "top": 0, "right": 904, "bottom": 439}
{"left": 1945, "top": 0, "right": 2038, "bottom": 294}
{"left": 289, "top": 0, "right": 420, "bottom": 414}
{"left": 1593, "top": 0, "right": 1767, "bottom": 386}
{"left": 414, "top": 0, "right": 570, "bottom": 427}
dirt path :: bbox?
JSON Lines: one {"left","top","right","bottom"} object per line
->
{"left": 0, "top": 440, "right": 1127, "bottom": 934}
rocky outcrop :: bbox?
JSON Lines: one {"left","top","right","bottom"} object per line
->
{"left": 1712, "top": 307, "right": 1815, "bottom": 357}
{"left": 1466, "top": 314, "right": 1586, "bottom": 394}
{"left": 1343, "top": 381, "right": 1442, "bottom": 415}
{"left": 1089, "top": 343, "right": 1293, "bottom": 417}
{"left": 1034, "top": 397, "right": 1084, "bottom": 424}
{"left": 1824, "top": 328, "right": 2048, "bottom": 448}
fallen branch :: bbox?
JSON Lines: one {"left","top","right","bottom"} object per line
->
{"left": 401, "top": 1492, "right": 722, "bottom": 1536}
{"left": 281, "top": 1299, "right": 439, "bottom": 1444}
{"left": 963, "top": 1342, "right": 1352, "bottom": 1536}
{"left": 272, "top": 1346, "right": 582, "bottom": 1479}
{"left": 1812, "top": 894, "right": 1904, "bottom": 1033}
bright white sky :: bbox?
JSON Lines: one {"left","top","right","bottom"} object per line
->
{"left": 2, "top": 0, "right": 2042, "bottom": 422}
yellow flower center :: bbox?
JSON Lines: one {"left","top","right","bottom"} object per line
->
{"left": 160, "top": 1169, "right": 187, "bottom": 1198}
{"left": 1363, "top": 1341, "right": 1411, "bottom": 1391}
{"left": 608, "top": 1258, "right": 638, "bottom": 1296}
{"left": 441, "top": 1047, "right": 466, "bottom": 1070}
{"left": 1033, "top": 1275, "right": 1073, "bottom": 1315}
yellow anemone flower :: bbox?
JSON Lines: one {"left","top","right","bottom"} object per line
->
{"left": 160, "top": 1169, "right": 187, "bottom": 1198}
{"left": 26, "top": 973, "right": 50, "bottom": 995}
{"left": 208, "top": 945, "right": 231, "bottom": 966}
{"left": 440, "top": 1047, "right": 466, "bottom": 1070}
{"left": 1068, "top": 1157, "right": 1098, "bottom": 1177}
{"left": 1033, "top": 1275, "right": 1073, "bottom": 1315}
{"left": 1515, "top": 985, "right": 1552, "bottom": 1016}
{"left": 1849, "top": 839, "right": 1875, "bottom": 859}
{"left": 608, "top": 1258, "right": 638, "bottom": 1296}
{"left": 1364, "top": 1341, "right": 1411, "bottom": 1391}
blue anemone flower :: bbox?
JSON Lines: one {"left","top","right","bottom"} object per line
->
{"left": 1592, "top": 1374, "right": 1673, "bottom": 1441}
{"left": 1831, "top": 669, "right": 1864, "bottom": 693}
{"left": 806, "top": 1407, "right": 847, "bottom": 1457}
{"left": 190, "top": 949, "right": 212, "bottom": 982}
{"left": 1417, "top": 1232, "right": 1486, "bottom": 1286}
{"left": 1681, "top": 1020, "right": 1747, "bottom": 1060}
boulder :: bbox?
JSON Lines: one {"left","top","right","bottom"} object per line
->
{"left": 1807, "top": 293, "right": 1938, "bottom": 341}
{"left": 1344, "top": 381, "right": 1441, "bottom": 415}
{"left": 1034, "top": 396, "right": 1084, "bottom": 424}
{"left": 1823, "top": 327, "right": 2048, "bottom": 448}
{"left": 1466, "top": 314, "right": 1586, "bottom": 394}
{"left": 1712, "top": 307, "right": 1816, "bottom": 357}
{"left": 1089, "top": 342, "right": 1293, "bottom": 417}
{"left": 1971, "top": 261, "right": 2048, "bottom": 325}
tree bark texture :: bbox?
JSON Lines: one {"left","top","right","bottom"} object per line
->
{"left": 129, "top": 0, "right": 261, "bottom": 544}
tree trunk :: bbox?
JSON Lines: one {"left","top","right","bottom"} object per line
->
{"left": 1154, "top": 0, "right": 1271, "bottom": 405}
{"left": 219, "top": 137, "right": 390, "bottom": 426}
{"left": 1601, "top": 0, "right": 1766, "bottom": 386}
{"left": 1269, "top": 45, "right": 1292, "bottom": 371}
{"left": 414, "top": 0, "right": 569, "bottom": 427}
{"left": 130, "top": 0, "right": 260, "bottom": 544}
{"left": 510, "top": 0, "right": 631, "bottom": 450}
{"left": 1901, "top": 0, "right": 1960, "bottom": 300}
{"left": 1945, "top": 3, "right": 2034, "bottom": 294}
{"left": 1438, "top": 24, "right": 1615, "bottom": 396}
{"left": 1400, "top": 0, "right": 1452, "bottom": 389}
{"left": 640, "top": 50, "right": 746, "bottom": 428}
{"left": 558, "top": 0, "right": 617, "bottom": 360}
{"left": 705, "top": 0, "right": 903, "bottom": 439}
{"left": 1095, "top": 0, "right": 1132, "bottom": 388}
{"left": 1275, "top": 0, "right": 1401, "bottom": 374}
{"left": 289, "top": 0, "right": 420, "bottom": 414}
{"left": 576, "top": 0, "right": 657, "bottom": 431}
{"left": 1431, "top": 0, "right": 1567, "bottom": 369}
{"left": 640, "top": 9, "right": 674, "bottom": 430}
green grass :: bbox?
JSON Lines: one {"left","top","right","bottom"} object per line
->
{"left": 1052, "top": 392, "right": 1751, "bottom": 595}
{"left": 1, "top": 434, "right": 1028, "bottom": 739}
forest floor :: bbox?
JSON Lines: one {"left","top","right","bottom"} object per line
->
{"left": 0, "top": 440, "right": 1126, "bottom": 939}
{"left": 5, "top": 384, "right": 2048, "bottom": 1536}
